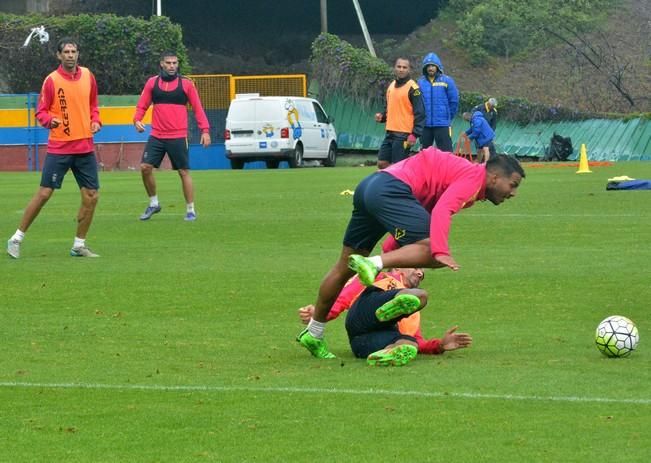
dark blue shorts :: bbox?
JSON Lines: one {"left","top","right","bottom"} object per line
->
{"left": 40, "top": 153, "right": 99, "bottom": 190}
{"left": 378, "top": 132, "right": 410, "bottom": 164}
{"left": 345, "top": 287, "right": 416, "bottom": 358}
{"left": 476, "top": 140, "right": 496, "bottom": 156}
{"left": 142, "top": 136, "right": 189, "bottom": 170}
{"left": 342, "top": 171, "right": 430, "bottom": 252}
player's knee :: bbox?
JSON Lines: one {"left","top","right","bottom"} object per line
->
{"left": 82, "top": 188, "right": 99, "bottom": 206}
{"left": 36, "top": 188, "right": 54, "bottom": 202}
{"left": 140, "top": 163, "right": 153, "bottom": 174}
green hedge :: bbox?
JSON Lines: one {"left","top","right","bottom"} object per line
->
{"left": 0, "top": 13, "right": 188, "bottom": 94}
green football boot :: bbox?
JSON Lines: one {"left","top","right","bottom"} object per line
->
{"left": 296, "top": 329, "right": 336, "bottom": 359}
{"left": 348, "top": 254, "right": 379, "bottom": 286}
{"left": 367, "top": 344, "right": 418, "bottom": 367}
{"left": 375, "top": 294, "right": 421, "bottom": 322}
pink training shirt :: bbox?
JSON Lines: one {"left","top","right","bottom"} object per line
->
{"left": 383, "top": 148, "right": 487, "bottom": 258}
{"left": 133, "top": 76, "right": 210, "bottom": 139}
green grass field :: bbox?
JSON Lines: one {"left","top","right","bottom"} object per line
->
{"left": 1, "top": 161, "right": 650, "bottom": 462}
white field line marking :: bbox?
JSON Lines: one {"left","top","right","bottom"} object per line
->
{"left": 468, "top": 213, "right": 642, "bottom": 218}
{"left": 2, "top": 381, "right": 650, "bottom": 405}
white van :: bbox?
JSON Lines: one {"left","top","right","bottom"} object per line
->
{"left": 224, "top": 94, "right": 337, "bottom": 169}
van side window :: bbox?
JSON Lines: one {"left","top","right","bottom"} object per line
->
{"left": 295, "top": 101, "right": 316, "bottom": 122}
{"left": 313, "top": 103, "right": 329, "bottom": 124}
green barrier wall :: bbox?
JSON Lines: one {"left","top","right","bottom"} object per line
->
{"left": 321, "top": 94, "right": 651, "bottom": 161}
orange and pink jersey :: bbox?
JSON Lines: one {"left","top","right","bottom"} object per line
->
{"left": 36, "top": 65, "right": 101, "bottom": 155}
{"left": 383, "top": 148, "right": 487, "bottom": 258}
{"left": 326, "top": 271, "right": 443, "bottom": 354}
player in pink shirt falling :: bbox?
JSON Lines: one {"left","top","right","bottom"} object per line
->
{"left": 297, "top": 148, "right": 525, "bottom": 359}
{"left": 133, "top": 51, "right": 211, "bottom": 222}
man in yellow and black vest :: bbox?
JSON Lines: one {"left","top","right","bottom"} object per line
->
{"left": 7, "top": 38, "right": 102, "bottom": 259}
{"left": 374, "top": 57, "right": 425, "bottom": 170}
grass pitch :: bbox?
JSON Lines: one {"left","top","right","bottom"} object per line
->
{"left": 1, "top": 161, "right": 650, "bottom": 462}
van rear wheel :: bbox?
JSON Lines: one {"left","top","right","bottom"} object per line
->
{"left": 230, "top": 159, "right": 244, "bottom": 169}
{"left": 288, "top": 144, "right": 303, "bottom": 168}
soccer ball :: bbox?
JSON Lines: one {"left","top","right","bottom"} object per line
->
{"left": 595, "top": 315, "right": 639, "bottom": 357}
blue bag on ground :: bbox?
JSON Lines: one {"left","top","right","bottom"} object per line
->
{"left": 606, "top": 180, "right": 651, "bottom": 190}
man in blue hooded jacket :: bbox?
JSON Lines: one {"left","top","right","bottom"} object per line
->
{"left": 417, "top": 52, "right": 459, "bottom": 152}
{"left": 464, "top": 110, "right": 496, "bottom": 163}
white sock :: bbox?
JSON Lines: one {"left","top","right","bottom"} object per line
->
{"left": 149, "top": 195, "right": 159, "bottom": 207}
{"left": 186, "top": 202, "right": 195, "bottom": 213}
{"left": 73, "top": 237, "right": 85, "bottom": 249}
{"left": 11, "top": 229, "right": 25, "bottom": 242}
{"left": 307, "top": 319, "right": 326, "bottom": 339}
{"left": 369, "top": 255, "right": 384, "bottom": 271}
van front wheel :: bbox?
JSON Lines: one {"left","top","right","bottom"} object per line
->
{"left": 230, "top": 159, "right": 244, "bottom": 169}
{"left": 324, "top": 143, "right": 337, "bottom": 167}
{"left": 288, "top": 144, "right": 303, "bottom": 168}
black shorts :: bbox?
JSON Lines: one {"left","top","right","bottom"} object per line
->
{"left": 40, "top": 153, "right": 99, "bottom": 190}
{"left": 142, "top": 136, "right": 189, "bottom": 170}
{"left": 345, "top": 287, "right": 416, "bottom": 358}
{"left": 421, "top": 126, "right": 453, "bottom": 152}
{"left": 377, "top": 132, "right": 410, "bottom": 164}
{"left": 479, "top": 141, "right": 496, "bottom": 157}
{"left": 342, "top": 171, "right": 430, "bottom": 252}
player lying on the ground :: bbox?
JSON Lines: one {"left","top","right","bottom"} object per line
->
{"left": 298, "top": 268, "right": 472, "bottom": 365}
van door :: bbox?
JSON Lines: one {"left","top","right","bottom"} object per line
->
{"left": 226, "top": 99, "right": 258, "bottom": 153}
{"left": 253, "top": 99, "right": 286, "bottom": 153}
{"left": 292, "top": 99, "right": 320, "bottom": 157}
{"left": 312, "top": 101, "right": 333, "bottom": 158}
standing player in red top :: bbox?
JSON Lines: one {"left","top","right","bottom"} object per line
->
{"left": 133, "top": 51, "right": 211, "bottom": 222}
{"left": 7, "top": 38, "right": 102, "bottom": 259}
{"left": 297, "top": 150, "right": 525, "bottom": 358}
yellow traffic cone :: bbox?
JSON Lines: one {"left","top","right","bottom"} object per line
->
{"left": 576, "top": 143, "right": 592, "bottom": 174}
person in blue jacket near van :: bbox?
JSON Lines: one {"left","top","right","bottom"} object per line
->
{"left": 417, "top": 52, "right": 459, "bottom": 152}
{"left": 463, "top": 110, "right": 496, "bottom": 163}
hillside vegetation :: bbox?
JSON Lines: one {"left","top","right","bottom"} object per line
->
{"left": 386, "top": 0, "right": 650, "bottom": 114}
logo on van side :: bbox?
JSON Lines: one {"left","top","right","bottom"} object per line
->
{"left": 285, "top": 99, "right": 302, "bottom": 139}
{"left": 262, "top": 123, "right": 274, "bottom": 138}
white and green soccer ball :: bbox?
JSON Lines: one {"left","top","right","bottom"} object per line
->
{"left": 595, "top": 315, "right": 639, "bottom": 358}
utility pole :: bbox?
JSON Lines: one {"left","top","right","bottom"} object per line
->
{"left": 320, "top": 0, "right": 328, "bottom": 33}
{"left": 351, "top": 0, "right": 376, "bottom": 57}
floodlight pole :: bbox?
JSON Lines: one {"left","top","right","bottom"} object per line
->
{"left": 320, "top": 0, "right": 328, "bottom": 32}
{"left": 351, "top": 0, "right": 376, "bottom": 57}
{"left": 156, "top": 0, "right": 162, "bottom": 16}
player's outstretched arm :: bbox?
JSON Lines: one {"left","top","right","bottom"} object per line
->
{"left": 434, "top": 254, "right": 460, "bottom": 271}
{"left": 440, "top": 326, "right": 473, "bottom": 352}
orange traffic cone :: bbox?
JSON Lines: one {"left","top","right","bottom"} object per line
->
{"left": 576, "top": 143, "right": 592, "bottom": 174}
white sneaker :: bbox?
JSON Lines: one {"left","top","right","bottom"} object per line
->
{"left": 7, "top": 239, "right": 20, "bottom": 259}
{"left": 70, "top": 246, "right": 100, "bottom": 257}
